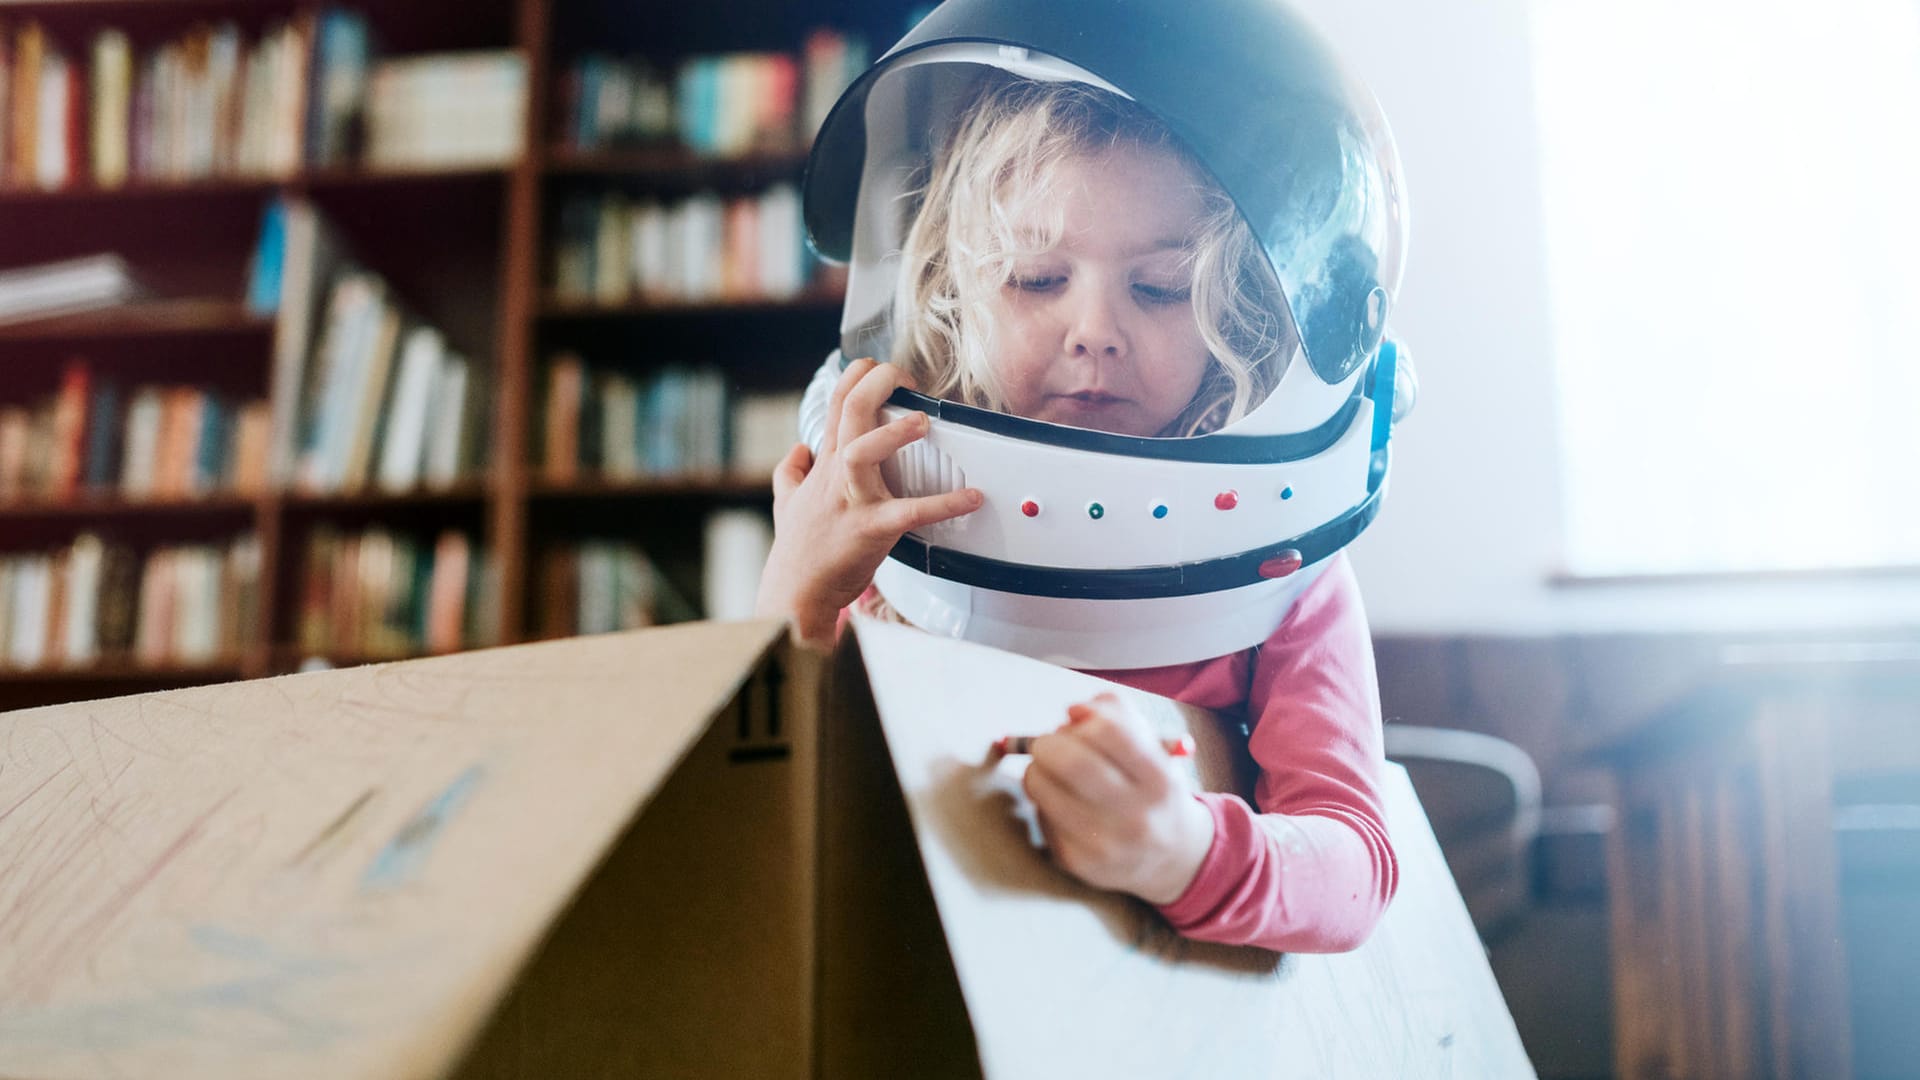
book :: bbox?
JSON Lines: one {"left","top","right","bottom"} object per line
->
{"left": 600, "top": 372, "right": 640, "bottom": 480}
{"left": 91, "top": 29, "right": 132, "bottom": 188}
{"left": 192, "top": 395, "right": 228, "bottom": 495}
{"left": 266, "top": 198, "right": 344, "bottom": 484}
{"left": 247, "top": 200, "right": 289, "bottom": 314}
{"left": 422, "top": 352, "right": 472, "bottom": 488}
{"left": 425, "top": 530, "right": 470, "bottom": 654}
{"left": 10, "top": 556, "right": 48, "bottom": 668}
{"left": 224, "top": 534, "right": 261, "bottom": 651}
{"left": 0, "top": 19, "right": 12, "bottom": 183}
{"left": 119, "top": 388, "right": 162, "bottom": 498}
{"left": 43, "top": 549, "right": 67, "bottom": 667}
{"left": 706, "top": 507, "right": 771, "bottom": 618}
{"left": 47, "top": 361, "right": 90, "bottom": 501}
{"left": 338, "top": 303, "right": 402, "bottom": 491}
{"left": 134, "top": 550, "right": 173, "bottom": 665}
{"left": 11, "top": 21, "right": 43, "bottom": 187}
{"left": 229, "top": 403, "right": 272, "bottom": 495}
{"left": 376, "top": 325, "right": 442, "bottom": 492}
{"left": 307, "top": 8, "right": 370, "bottom": 167}
{"left": 97, "top": 542, "right": 137, "bottom": 653}
{"left": 84, "top": 379, "right": 121, "bottom": 492}
{"left": 0, "top": 255, "right": 143, "bottom": 326}
{"left": 543, "top": 353, "right": 583, "bottom": 484}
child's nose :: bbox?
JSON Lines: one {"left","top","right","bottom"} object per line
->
{"left": 1064, "top": 288, "right": 1129, "bottom": 360}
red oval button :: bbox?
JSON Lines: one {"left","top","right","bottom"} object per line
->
{"left": 1258, "top": 550, "right": 1304, "bottom": 578}
{"left": 1021, "top": 499, "right": 1041, "bottom": 518}
{"left": 1214, "top": 490, "right": 1239, "bottom": 511}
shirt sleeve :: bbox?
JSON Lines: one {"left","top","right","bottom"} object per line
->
{"left": 1154, "top": 554, "right": 1399, "bottom": 953}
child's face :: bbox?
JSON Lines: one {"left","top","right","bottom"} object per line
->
{"left": 983, "top": 142, "right": 1213, "bottom": 438}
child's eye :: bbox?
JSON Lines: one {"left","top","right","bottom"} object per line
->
{"left": 1133, "top": 282, "right": 1192, "bottom": 305}
{"left": 1010, "top": 274, "right": 1065, "bottom": 293}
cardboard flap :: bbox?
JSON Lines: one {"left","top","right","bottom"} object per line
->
{"left": 0, "top": 619, "right": 786, "bottom": 1080}
{"left": 844, "top": 616, "right": 1533, "bottom": 1079}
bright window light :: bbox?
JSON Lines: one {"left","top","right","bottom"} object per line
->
{"left": 1531, "top": 0, "right": 1920, "bottom": 576}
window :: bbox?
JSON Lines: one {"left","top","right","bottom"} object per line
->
{"left": 1531, "top": 0, "right": 1920, "bottom": 576}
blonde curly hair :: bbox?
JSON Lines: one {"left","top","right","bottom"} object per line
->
{"left": 889, "top": 74, "right": 1295, "bottom": 437}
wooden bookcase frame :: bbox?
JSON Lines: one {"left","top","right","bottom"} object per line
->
{"left": 0, "top": 0, "right": 869, "bottom": 705}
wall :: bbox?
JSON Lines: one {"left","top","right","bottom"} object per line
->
{"left": 1292, "top": 0, "right": 1920, "bottom": 634}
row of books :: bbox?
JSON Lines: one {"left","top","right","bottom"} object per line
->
{"left": 0, "top": 362, "right": 269, "bottom": 504}
{"left": 363, "top": 51, "right": 525, "bottom": 170}
{"left": 3, "top": 14, "right": 321, "bottom": 189}
{"left": 0, "top": 10, "right": 525, "bottom": 191}
{"left": 250, "top": 198, "right": 491, "bottom": 495}
{"left": 298, "top": 526, "right": 496, "bottom": 659}
{"left": 540, "top": 355, "right": 800, "bottom": 483}
{"left": 551, "top": 184, "right": 816, "bottom": 306}
{"left": 557, "top": 29, "right": 867, "bottom": 158}
{"left": 0, "top": 532, "right": 260, "bottom": 669}
{"left": 537, "top": 539, "right": 695, "bottom": 640}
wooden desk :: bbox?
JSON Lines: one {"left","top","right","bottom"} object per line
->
{"left": 1591, "top": 643, "right": 1920, "bottom": 1080}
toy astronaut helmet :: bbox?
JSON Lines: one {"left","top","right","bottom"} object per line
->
{"left": 798, "top": 0, "right": 1413, "bottom": 670}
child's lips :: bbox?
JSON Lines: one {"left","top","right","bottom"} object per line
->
{"left": 1053, "top": 390, "right": 1127, "bottom": 408}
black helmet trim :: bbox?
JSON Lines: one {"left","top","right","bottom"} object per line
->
{"left": 883, "top": 378, "right": 1366, "bottom": 464}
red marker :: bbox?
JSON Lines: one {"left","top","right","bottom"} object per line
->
{"left": 991, "top": 734, "right": 1193, "bottom": 758}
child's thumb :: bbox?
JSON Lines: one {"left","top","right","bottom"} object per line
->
{"left": 772, "top": 442, "right": 813, "bottom": 500}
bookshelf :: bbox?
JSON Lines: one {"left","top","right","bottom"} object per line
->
{"left": 0, "top": 0, "right": 918, "bottom": 709}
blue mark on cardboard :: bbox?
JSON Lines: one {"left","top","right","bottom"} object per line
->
{"left": 362, "top": 765, "right": 484, "bottom": 889}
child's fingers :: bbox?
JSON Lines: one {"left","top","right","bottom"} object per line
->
{"left": 869, "top": 487, "right": 984, "bottom": 537}
{"left": 1066, "top": 703, "right": 1173, "bottom": 795}
{"left": 835, "top": 362, "right": 911, "bottom": 461}
{"left": 771, "top": 442, "right": 812, "bottom": 502}
{"left": 1022, "top": 755, "right": 1108, "bottom": 836}
{"left": 1028, "top": 729, "right": 1132, "bottom": 807}
{"left": 838, "top": 413, "right": 923, "bottom": 506}
{"left": 839, "top": 411, "right": 929, "bottom": 470}
{"left": 819, "top": 356, "right": 876, "bottom": 457}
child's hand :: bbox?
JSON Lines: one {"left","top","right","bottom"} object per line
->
{"left": 1021, "top": 692, "right": 1215, "bottom": 905}
{"left": 756, "top": 357, "right": 984, "bottom": 650}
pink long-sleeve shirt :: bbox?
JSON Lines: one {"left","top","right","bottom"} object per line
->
{"left": 842, "top": 551, "right": 1397, "bottom": 954}
{"left": 1087, "top": 552, "right": 1398, "bottom": 953}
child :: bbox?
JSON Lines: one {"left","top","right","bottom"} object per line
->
{"left": 760, "top": 1, "right": 1407, "bottom": 954}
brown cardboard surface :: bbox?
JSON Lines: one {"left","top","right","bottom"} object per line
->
{"left": 834, "top": 615, "right": 1535, "bottom": 1078}
{"left": 0, "top": 613, "right": 1528, "bottom": 1079}
{"left": 0, "top": 619, "right": 790, "bottom": 1080}
{"left": 453, "top": 621, "right": 823, "bottom": 1080}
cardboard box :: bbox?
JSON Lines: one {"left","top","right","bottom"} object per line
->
{"left": 0, "top": 617, "right": 1532, "bottom": 1078}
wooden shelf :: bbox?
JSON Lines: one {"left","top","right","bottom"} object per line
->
{"left": 0, "top": 493, "right": 259, "bottom": 521}
{"left": 281, "top": 482, "right": 492, "bottom": 510}
{"left": 0, "top": 655, "right": 250, "bottom": 684}
{"left": 543, "top": 144, "right": 809, "bottom": 181}
{"left": 297, "top": 163, "right": 512, "bottom": 192}
{"left": 531, "top": 474, "right": 773, "bottom": 499}
{"left": 0, "top": 298, "right": 273, "bottom": 343}
{"left": 0, "top": 175, "right": 279, "bottom": 206}
{"left": 0, "top": 0, "right": 291, "bottom": 13}
{"left": 539, "top": 287, "right": 842, "bottom": 320}
{"left": 0, "top": 164, "right": 508, "bottom": 208}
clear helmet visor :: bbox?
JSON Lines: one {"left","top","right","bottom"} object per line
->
{"left": 815, "top": 43, "right": 1406, "bottom": 439}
